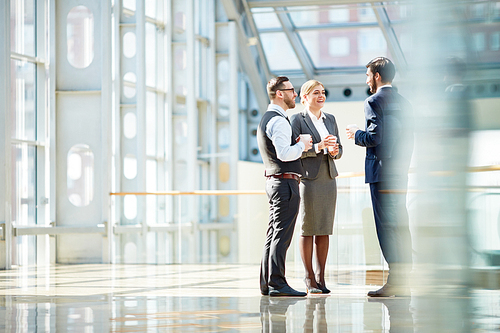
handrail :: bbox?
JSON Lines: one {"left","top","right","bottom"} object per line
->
{"left": 337, "top": 172, "right": 365, "bottom": 179}
{"left": 468, "top": 165, "right": 500, "bottom": 172}
{"left": 109, "top": 165, "right": 500, "bottom": 196}
{"left": 110, "top": 190, "right": 266, "bottom": 196}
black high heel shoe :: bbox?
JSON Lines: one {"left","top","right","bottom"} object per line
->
{"left": 316, "top": 282, "right": 330, "bottom": 294}
{"left": 304, "top": 278, "right": 322, "bottom": 294}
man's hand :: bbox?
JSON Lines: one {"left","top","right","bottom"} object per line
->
{"left": 298, "top": 134, "right": 313, "bottom": 151}
{"left": 346, "top": 124, "right": 359, "bottom": 140}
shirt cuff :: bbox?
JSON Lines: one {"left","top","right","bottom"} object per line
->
{"left": 314, "top": 143, "right": 320, "bottom": 153}
{"left": 297, "top": 141, "right": 305, "bottom": 151}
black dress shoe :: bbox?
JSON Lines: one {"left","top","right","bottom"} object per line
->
{"left": 261, "top": 289, "right": 269, "bottom": 296}
{"left": 367, "top": 283, "right": 409, "bottom": 297}
{"left": 269, "top": 285, "right": 307, "bottom": 297}
{"left": 317, "top": 283, "right": 331, "bottom": 294}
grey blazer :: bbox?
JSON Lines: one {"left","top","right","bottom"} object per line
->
{"left": 290, "top": 110, "right": 343, "bottom": 180}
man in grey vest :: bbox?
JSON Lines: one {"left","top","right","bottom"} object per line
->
{"left": 257, "top": 76, "right": 313, "bottom": 297}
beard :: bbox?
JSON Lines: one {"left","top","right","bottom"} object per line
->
{"left": 284, "top": 94, "right": 296, "bottom": 109}
{"left": 369, "top": 77, "right": 377, "bottom": 94}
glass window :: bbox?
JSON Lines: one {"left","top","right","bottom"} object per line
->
{"left": 328, "top": 37, "right": 350, "bottom": 57}
{"left": 67, "top": 6, "right": 95, "bottom": 69}
{"left": 288, "top": 5, "right": 377, "bottom": 27}
{"left": 358, "top": 28, "right": 388, "bottom": 59}
{"left": 145, "top": 23, "right": 156, "bottom": 87}
{"left": 252, "top": 9, "right": 282, "bottom": 30}
{"left": 494, "top": 2, "right": 500, "bottom": 19}
{"left": 357, "top": 6, "right": 377, "bottom": 22}
{"left": 491, "top": 32, "right": 500, "bottom": 51}
{"left": 260, "top": 32, "right": 302, "bottom": 71}
{"left": 393, "top": 24, "right": 413, "bottom": 62}
{"left": 218, "top": 125, "right": 230, "bottom": 150}
{"left": 123, "top": 195, "right": 137, "bottom": 220}
{"left": 123, "top": 32, "right": 136, "bottom": 58}
{"left": 146, "top": 160, "right": 157, "bottom": 224}
{"left": 175, "top": 119, "right": 187, "bottom": 145}
{"left": 123, "top": 0, "right": 136, "bottom": 11}
{"left": 299, "top": 28, "right": 388, "bottom": 68}
{"left": 12, "top": 144, "right": 36, "bottom": 226}
{"left": 145, "top": 0, "right": 156, "bottom": 18}
{"left": 217, "top": 59, "right": 229, "bottom": 83}
{"left": 146, "top": 92, "right": 157, "bottom": 156}
{"left": 174, "top": 44, "right": 187, "bottom": 96}
{"left": 10, "top": 0, "right": 36, "bottom": 56}
{"left": 123, "top": 112, "right": 137, "bottom": 139}
{"left": 123, "top": 72, "right": 137, "bottom": 99}
{"left": 174, "top": 47, "right": 187, "bottom": 70}
{"left": 459, "top": 25, "right": 500, "bottom": 64}
{"left": 288, "top": 6, "right": 321, "bottom": 26}
{"left": 11, "top": 60, "right": 36, "bottom": 141}
{"left": 473, "top": 32, "right": 486, "bottom": 52}
{"left": 123, "top": 154, "right": 137, "bottom": 179}
{"left": 385, "top": 4, "right": 412, "bottom": 21}
{"left": 471, "top": 2, "right": 487, "bottom": 19}
{"left": 174, "top": 11, "right": 186, "bottom": 31}
{"left": 12, "top": 143, "right": 37, "bottom": 266}
{"left": 67, "top": 144, "right": 94, "bottom": 207}
{"left": 328, "top": 8, "right": 350, "bottom": 23}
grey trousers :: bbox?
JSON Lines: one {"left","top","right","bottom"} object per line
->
{"left": 260, "top": 177, "right": 300, "bottom": 293}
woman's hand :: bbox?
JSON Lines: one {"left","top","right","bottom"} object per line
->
{"left": 317, "top": 137, "right": 328, "bottom": 151}
{"left": 328, "top": 144, "right": 339, "bottom": 156}
{"left": 319, "top": 135, "right": 339, "bottom": 155}
{"left": 324, "top": 135, "right": 339, "bottom": 156}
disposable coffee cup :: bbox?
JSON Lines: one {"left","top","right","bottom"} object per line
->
{"left": 299, "top": 134, "right": 311, "bottom": 142}
{"left": 328, "top": 136, "right": 337, "bottom": 152}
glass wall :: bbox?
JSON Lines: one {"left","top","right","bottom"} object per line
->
{"left": 9, "top": 0, "right": 49, "bottom": 266}
{"left": 2, "top": 0, "right": 500, "bottom": 287}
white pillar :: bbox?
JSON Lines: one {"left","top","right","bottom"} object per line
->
{"left": 0, "top": 0, "right": 12, "bottom": 269}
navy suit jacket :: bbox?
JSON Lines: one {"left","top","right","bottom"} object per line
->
{"left": 290, "top": 110, "right": 343, "bottom": 180}
{"left": 355, "top": 87, "right": 414, "bottom": 184}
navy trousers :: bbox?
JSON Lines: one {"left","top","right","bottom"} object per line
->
{"left": 260, "top": 177, "right": 300, "bottom": 294}
{"left": 369, "top": 181, "right": 412, "bottom": 285}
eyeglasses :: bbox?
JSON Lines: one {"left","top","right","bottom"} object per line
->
{"left": 278, "top": 88, "right": 295, "bottom": 93}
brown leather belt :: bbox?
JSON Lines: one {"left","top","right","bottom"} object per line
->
{"left": 267, "top": 173, "right": 300, "bottom": 182}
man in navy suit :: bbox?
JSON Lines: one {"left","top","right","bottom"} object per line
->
{"left": 346, "top": 57, "right": 414, "bottom": 297}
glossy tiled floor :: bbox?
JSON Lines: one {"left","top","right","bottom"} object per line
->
{"left": 0, "top": 264, "right": 499, "bottom": 332}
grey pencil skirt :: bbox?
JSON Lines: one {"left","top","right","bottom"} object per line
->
{"left": 298, "top": 154, "right": 337, "bottom": 236}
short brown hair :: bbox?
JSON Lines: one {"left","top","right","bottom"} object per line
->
{"left": 366, "top": 57, "right": 395, "bottom": 83}
{"left": 267, "top": 76, "right": 289, "bottom": 100}
{"left": 300, "top": 80, "right": 324, "bottom": 105}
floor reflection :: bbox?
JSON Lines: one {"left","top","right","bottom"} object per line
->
{"left": 2, "top": 293, "right": 500, "bottom": 332}
{"left": 367, "top": 297, "right": 413, "bottom": 333}
{"left": 0, "top": 265, "right": 499, "bottom": 332}
{"left": 260, "top": 296, "right": 306, "bottom": 332}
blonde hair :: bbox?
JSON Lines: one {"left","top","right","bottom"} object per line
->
{"left": 300, "top": 80, "right": 324, "bottom": 105}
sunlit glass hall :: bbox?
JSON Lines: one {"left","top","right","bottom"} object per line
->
{"left": 1, "top": 0, "right": 500, "bottom": 332}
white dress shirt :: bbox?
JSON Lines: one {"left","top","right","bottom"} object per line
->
{"left": 307, "top": 109, "right": 329, "bottom": 154}
{"left": 265, "top": 104, "right": 305, "bottom": 162}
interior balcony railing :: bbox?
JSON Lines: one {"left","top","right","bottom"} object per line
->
{"left": 3, "top": 165, "right": 499, "bottom": 289}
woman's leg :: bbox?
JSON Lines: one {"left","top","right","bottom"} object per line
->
{"left": 314, "top": 235, "right": 329, "bottom": 286}
{"left": 300, "top": 235, "right": 319, "bottom": 289}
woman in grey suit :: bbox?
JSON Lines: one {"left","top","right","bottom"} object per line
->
{"left": 290, "top": 80, "right": 343, "bottom": 294}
